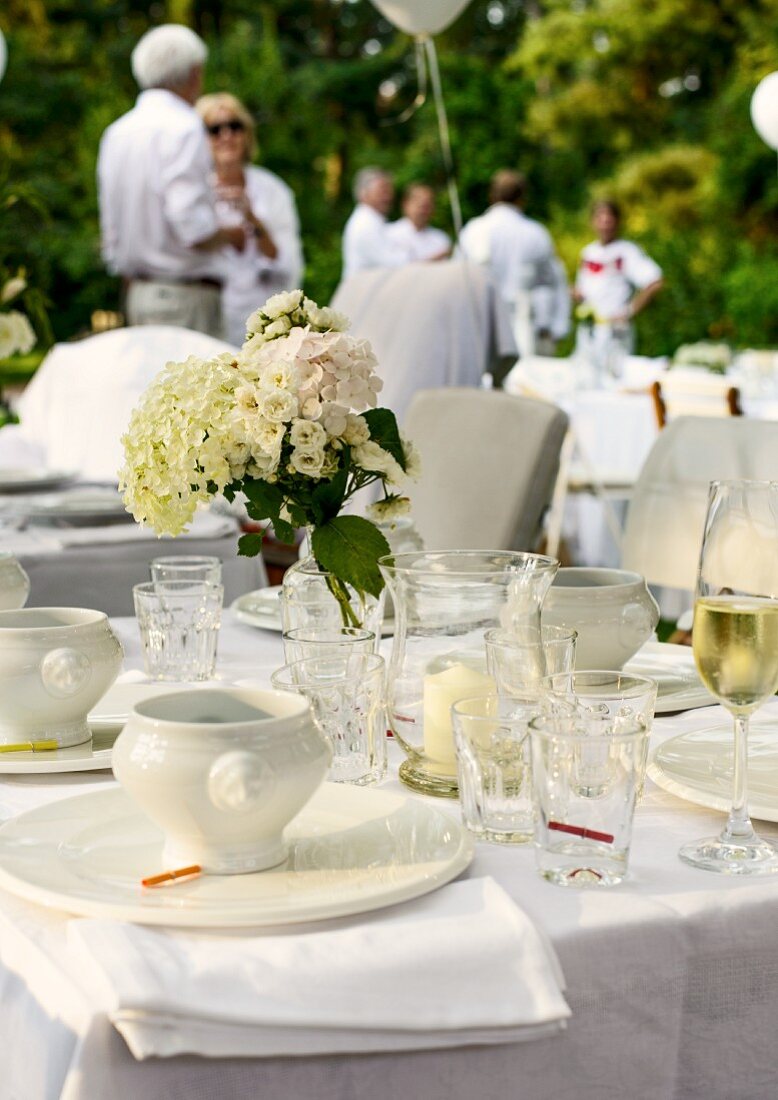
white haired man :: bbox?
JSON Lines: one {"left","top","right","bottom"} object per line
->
{"left": 341, "top": 167, "right": 406, "bottom": 281}
{"left": 97, "top": 24, "right": 245, "bottom": 336}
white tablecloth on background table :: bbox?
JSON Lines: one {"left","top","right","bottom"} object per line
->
{"left": 0, "top": 512, "right": 267, "bottom": 615}
{"left": 2, "top": 616, "right": 778, "bottom": 1100}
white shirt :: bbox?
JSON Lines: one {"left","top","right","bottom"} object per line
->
{"left": 575, "top": 239, "right": 662, "bottom": 321}
{"left": 98, "top": 89, "right": 221, "bottom": 281}
{"left": 215, "top": 165, "right": 304, "bottom": 344}
{"left": 459, "top": 203, "right": 569, "bottom": 339}
{"left": 341, "top": 204, "right": 406, "bottom": 280}
{"left": 385, "top": 217, "right": 451, "bottom": 262}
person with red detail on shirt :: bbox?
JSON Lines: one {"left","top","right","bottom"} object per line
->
{"left": 573, "top": 199, "right": 663, "bottom": 378}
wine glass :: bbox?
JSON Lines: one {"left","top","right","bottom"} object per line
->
{"left": 680, "top": 480, "right": 778, "bottom": 874}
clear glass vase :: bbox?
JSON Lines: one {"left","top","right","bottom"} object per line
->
{"left": 378, "top": 550, "right": 559, "bottom": 797}
{"left": 281, "top": 553, "right": 385, "bottom": 643}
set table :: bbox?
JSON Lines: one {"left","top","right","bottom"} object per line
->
{"left": 1, "top": 613, "right": 778, "bottom": 1100}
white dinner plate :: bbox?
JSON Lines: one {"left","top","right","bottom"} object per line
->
{"left": 0, "top": 468, "right": 76, "bottom": 494}
{"left": 232, "top": 586, "right": 395, "bottom": 636}
{"left": 0, "top": 783, "right": 473, "bottom": 928}
{"left": 623, "top": 641, "right": 715, "bottom": 713}
{"left": 6, "top": 488, "right": 133, "bottom": 526}
{"left": 648, "top": 717, "right": 778, "bottom": 822}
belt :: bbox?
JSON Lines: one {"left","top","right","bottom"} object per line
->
{"left": 131, "top": 275, "right": 222, "bottom": 290}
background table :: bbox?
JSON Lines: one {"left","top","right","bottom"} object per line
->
{"left": 1, "top": 616, "right": 778, "bottom": 1100}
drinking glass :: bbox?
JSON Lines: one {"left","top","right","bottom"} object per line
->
{"left": 452, "top": 692, "right": 542, "bottom": 844}
{"left": 133, "top": 581, "right": 223, "bottom": 681}
{"left": 484, "top": 625, "right": 577, "bottom": 695}
{"left": 282, "top": 626, "right": 375, "bottom": 665}
{"left": 150, "top": 555, "right": 222, "bottom": 585}
{"left": 680, "top": 480, "right": 778, "bottom": 874}
{"left": 530, "top": 711, "right": 649, "bottom": 887}
{"left": 271, "top": 653, "right": 386, "bottom": 785}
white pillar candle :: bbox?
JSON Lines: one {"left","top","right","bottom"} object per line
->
{"left": 423, "top": 663, "right": 495, "bottom": 772}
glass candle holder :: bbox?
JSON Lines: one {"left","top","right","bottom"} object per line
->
{"left": 379, "top": 550, "right": 558, "bottom": 798}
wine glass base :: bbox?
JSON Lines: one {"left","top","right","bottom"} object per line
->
{"left": 679, "top": 834, "right": 778, "bottom": 875}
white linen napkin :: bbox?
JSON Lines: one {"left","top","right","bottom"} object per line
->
{"left": 51, "top": 511, "right": 235, "bottom": 548}
{"left": 68, "top": 876, "right": 570, "bottom": 1060}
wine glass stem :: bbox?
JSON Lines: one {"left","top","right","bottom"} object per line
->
{"left": 723, "top": 713, "right": 756, "bottom": 843}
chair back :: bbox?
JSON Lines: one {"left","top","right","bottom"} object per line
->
{"left": 330, "top": 261, "right": 517, "bottom": 421}
{"left": 404, "top": 388, "right": 569, "bottom": 551}
{"left": 651, "top": 369, "right": 742, "bottom": 429}
{"left": 12, "top": 326, "right": 236, "bottom": 482}
{"left": 622, "top": 416, "right": 778, "bottom": 591}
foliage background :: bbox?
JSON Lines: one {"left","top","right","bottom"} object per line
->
{"left": 0, "top": 0, "right": 776, "bottom": 355}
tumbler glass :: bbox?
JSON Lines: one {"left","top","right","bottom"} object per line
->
{"left": 133, "top": 580, "right": 223, "bottom": 681}
{"left": 150, "top": 555, "right": 222, "bottom": 585}
{"left": 281, "top": 627, "right": 375, "bottom": 665}
{"left": 485, "top": 625, "right": 577, "bottom": 695}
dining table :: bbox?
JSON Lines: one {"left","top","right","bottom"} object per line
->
{"left": 1, "top": 612, "right": 778, "bottom": 1100}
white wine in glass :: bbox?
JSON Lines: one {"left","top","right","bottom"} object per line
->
{"left": 681, "top": 481, "right": 778, "bottom": 874}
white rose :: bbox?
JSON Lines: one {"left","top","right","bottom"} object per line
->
{"left": 401, "top": 435, "right": 421, "bottom": 480}
{"left": 263, "top": 316, "right": 293, "bottom": 339}
{"left": 264, "top": 289, "right": 304, "bottom": 320}
{"left": 367, "top": 496, "right": 412, "bottom": 522}
{"left": 260, "top": 387, "right": 298, "bottom": 423}
{"left": 353, "top": 441, "right": 405, "bottom": 485}
{"left": 341, "top": 413, "right": 370, "bottom": 446}
{"left": 290, "top": 419, "right": 326, "bottom": 449}
{"left": 250, "top": 417, "right": 286, "bottom": 455}
{"left": 290, "top": 446, "right": 326, "bottom": 478}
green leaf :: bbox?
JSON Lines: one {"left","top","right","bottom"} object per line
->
{"left": 238, "top": 531, "right": 265, "bottom": 558}
{"left": 311, "top": 516, "right": 391, "bottom": 599}
{"left": 363, "top": 408, "right": 406, "bottom": 471}
{"left": 242, "top": 479, "right": 284, "bottom": 522}
{"left": 271, "top": 516, "right": 296, "bottom": 546}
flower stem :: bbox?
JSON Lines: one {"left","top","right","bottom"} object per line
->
{"left": 325, "top": 572, "right": 360, "bottom": 628}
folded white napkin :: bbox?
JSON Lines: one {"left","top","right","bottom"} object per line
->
{"left": 68, "top": 876, "right": 570, "bottom": 1060}
{"left": 51, "top": 510, "right": 235, "bottom": 547}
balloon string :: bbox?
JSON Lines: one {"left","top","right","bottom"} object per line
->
{"left": 380, "top": 38, "right": 428, "bottom": 126}
{"left": 424, "top": 34, "right": 463, "bottom": 241}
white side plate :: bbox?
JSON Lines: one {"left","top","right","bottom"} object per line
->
{"left": 624, "top": 641, "right": 714, "bottom": 714}
{"left": 0, "top": 784, "right": 473, "bottom": 927}
{"left": 232, "top": 586, "right": 395, "bottom": 636}
{"left": 648, "top": 717, "right": 778, "bottom": 822}
{"left": 0, "top": 468, "right": 76, "bottom": 494}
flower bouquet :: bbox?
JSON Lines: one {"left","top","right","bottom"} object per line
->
{"left": 120, "top": 290, "right": 418, "bottom": 625}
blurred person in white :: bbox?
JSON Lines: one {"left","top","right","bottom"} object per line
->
{"left": 197, "top": 92, "right": 303, "bottom": 347}
{"left": 97, "top": 24, "right": 245, "bottom": 337}
{"left": 386, "top": 183, "right": 451, "bottom": 263}
{"left": 573, "top": 199, "right": 663, "bottom": 359}
{"left": 459, "top": 169, "right": 569, "bottom": 358}
{"left": 341, "top": 167, "right": 407, "bottom": 280}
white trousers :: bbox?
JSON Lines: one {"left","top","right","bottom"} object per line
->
{"left": 126, "top": 280, "right": 222, "bottom": 338}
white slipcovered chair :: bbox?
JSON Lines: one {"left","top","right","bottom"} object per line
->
{"left": 403, "top": 388, "right": 569, "bottom": 552}
{"left": 330, "top": 260, "right": 517, "bottom": 422}
{"left": 622, "top": 416, "right": 778, "bottom": 594}
{"left": 0, "top": 326, "right": 236, "bottom": 482}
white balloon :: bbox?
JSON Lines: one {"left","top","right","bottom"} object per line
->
{"left": 0, "top": 29, "right": 6, "bottom": 85}
{"left": 369, "top": 0, "right": 472, "bottom": 36}
{"left": 751, "top": 71, "right": 778, "bottom": 151}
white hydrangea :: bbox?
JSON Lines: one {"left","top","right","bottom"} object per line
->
{"left": 0, "top": 310, "right": 35, "bottom": 358}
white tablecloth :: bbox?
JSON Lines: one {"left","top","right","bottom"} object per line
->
{"left": 2, "top": 617, "right": 778, "bottom": 1100}
{"left": 0, "top": 512, "right": 266, "bottom": 615}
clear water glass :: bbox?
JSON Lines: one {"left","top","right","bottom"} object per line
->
{"left": 133, "top": 581, "right": 223, "bottom": 681}
{"left": 530, "top": 711, "right": 649, "bottom": 887}
{"left": 272, "top": 653, "right": 386, "bottom": 785}
{"left": 452, "top": 692, "right": 541, "bottom": 845}
{"left": 150, "top": 555, "right": 222, "bottom": 585}
{"left": 281, "top": 627, "right": 375, "bottom": 665}
{"left": 484, "top": 625, "right": 577, "bottom": 695}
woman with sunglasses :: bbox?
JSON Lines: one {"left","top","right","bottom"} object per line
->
{"left": 196, "top": 92, "right": 303, "bottom": 345}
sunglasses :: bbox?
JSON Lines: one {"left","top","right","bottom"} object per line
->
{"left": 206, "top": 119, "right": 246, "bottom": 137}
